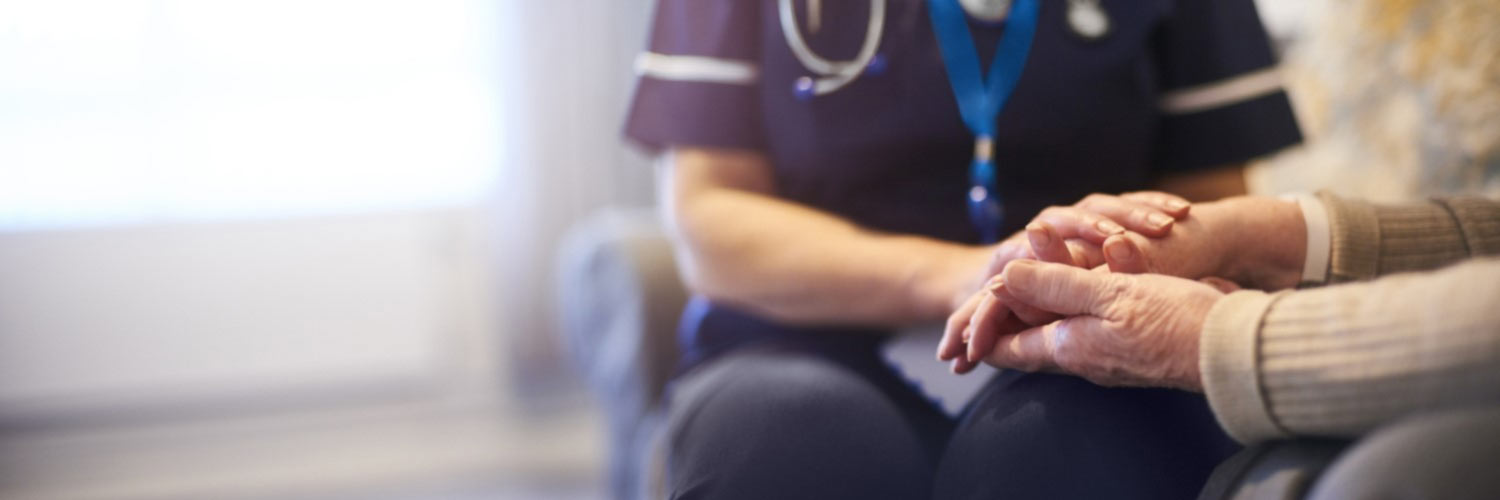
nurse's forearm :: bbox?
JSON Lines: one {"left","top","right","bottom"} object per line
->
{"left": 658, "top": 148, "right": 991, "bottom": 327}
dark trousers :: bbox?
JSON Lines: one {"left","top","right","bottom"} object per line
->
{"left": 664, "top": 341, "right": 1239, "bottom": 499}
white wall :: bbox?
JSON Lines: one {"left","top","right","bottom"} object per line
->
{"left": 490, "top": 0, "right": 657, "bottom": 398}
{"left": 0, "top": 0, "right": 663, "bottom": 497}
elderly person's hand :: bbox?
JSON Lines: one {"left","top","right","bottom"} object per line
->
{"left": 942, "top": 192, "right": 1195, "bottom": 373}
{"left": 940, "top": 196, "right": 1310, "bottom": 373}
{"left": 980, "top": 259, "right": 1234, "bottom": 391}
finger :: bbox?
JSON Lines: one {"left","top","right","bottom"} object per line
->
{"left": 982, "top": 234, "right": 1034, "bottom": 278}
{"left": 1001, "top": 259, "right": 1125, "bottom": 317}
{"left": 1102, "top": 233, "right": 1149, "bottom": 274}
{"left": 985, "top": 320, "right": 1060, "bottom": 373}
{"left": 1199, "top": 276, "right": 1241, "bottom": 293}
{"left": 952, "top": 354, "right": 980, "bottom": 375}
{"left": 962, "top": 312, "right": 1029, "bottom": 373}
{"left": 1025, "top": 222, "right": 1076, "bottom": 266}
{"left": 1075, "top": 194, "right": 1177, "bottom": 237}
{"left": 1065, "top": 239, "right": 1106, "bottom": 269}
{"left": 988, "top": 278, "right": 1059, "bottom": 326}
{"left": 988, "top": 316, "right": 1110, "bottom": 376}
{"left": 1034, "top": 206, "right": 1125, "bottom": 244}
{"left": 939, "top": 290, "right": 986, "bottom": 361}
{"left": 966, "top": 285, "right": 1013, "bottom": 362}
{"left": 1120, "top": 191, "right": 1191, "bottom": 218}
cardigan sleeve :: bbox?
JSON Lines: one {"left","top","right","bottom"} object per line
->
{"left": 1201, "top": 194, "right": 1500, "bottom": 443}
{"left": 1318, "top": 192, "right": 1500, "bottom": 283}
{"left": 1201, "top": 259, "right": 1500, "bottom": 443}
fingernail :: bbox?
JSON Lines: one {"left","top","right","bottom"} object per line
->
{"left": 1026, "top": 223, "right": 1050, "bottom": 248}
{"left": 1096, "top": 219, "right": 1125, "bottom": 235}
{"left": 985, "top": 277, "right": 1004, "bottom": 295}
{"left": 1166, "top": 199, "right": 1189, "bottom": 211}
{"left": 1106, "top": 239, "right": 1134, "bottom": 262}
{"left": 1001, "top": 260, "right": 1036, "bottom": 291}
{"left": 961, "top": 326, "right": 973, "bottom": 343}
{"left": 1005, "top": 258, "right": 1036, "bottom": 273}
{"left": 1148, "top": 212, "right": 1173, "bottom": 229}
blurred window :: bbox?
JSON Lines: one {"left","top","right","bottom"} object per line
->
{"left": 0, "top": 0, "right": 501, "bottom": 231}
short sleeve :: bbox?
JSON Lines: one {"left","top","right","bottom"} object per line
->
{"left": 1151, "top": 0, "right": 1302, "bottom": 172}
{"left": 622, "top": 0, "right": 765, "bottom": 153}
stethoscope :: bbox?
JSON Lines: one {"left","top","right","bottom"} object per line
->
{"left": 782, "top": 0, "right": 1111, "bottom": 241}
{"left": 779, "top": 0, "right": 1111, "bottom": 100}
{"left": 778, "top": 0, "right": 887, "bottom": 99}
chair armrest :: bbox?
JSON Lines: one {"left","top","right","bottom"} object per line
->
{"left": 556, "top": 207, "right": 686, "bottom": 419}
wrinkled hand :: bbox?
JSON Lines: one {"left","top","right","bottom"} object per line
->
{"left": 941, "top": 192, "right": 1193, "bottom": 373}
{"left": 980, "top": 260, "right": 1228, "bottom": 391}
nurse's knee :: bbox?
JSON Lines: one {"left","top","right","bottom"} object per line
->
{"left": 1308, "top": 408, "right": 1500, "bottom": 500}
{"left": 665, "top": 351, "right": 930, "bottom": 499}
{"left": 672, "top": 351, "right": 908, "bottom": 445}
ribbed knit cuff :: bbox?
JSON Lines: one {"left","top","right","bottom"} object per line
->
{"left": 1318, "top": 191, "right": 1484, "bottom": 282}
{"left": 1372, "top": 204, "right": 1467, "bottom": 275}
{"left": 1318, "top": 191, "right": 1381, "bottom": 283}
{"left": 1439, "top": 197, "right": 1500, "bottom": 256}
{"left": 1200, "top": 290, "right": 1290, "bottom": 444}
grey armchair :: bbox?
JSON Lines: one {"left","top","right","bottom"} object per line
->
{"left": 557, "top": 207, "right": 686, "bottom": 500}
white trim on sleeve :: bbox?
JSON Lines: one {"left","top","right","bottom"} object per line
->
{"left": 1159, "top": 67, "right": 1284, "bottom": 115}
{"left": 1283, "top": 193, "right": 1331, "bottom": 284}
{"left": 635, "top": 52, "right": 759, "bottom": 85}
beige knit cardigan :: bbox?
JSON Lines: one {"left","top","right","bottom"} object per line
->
{"left": 1201, "top": 193, "right": 1500, "bottom": 443}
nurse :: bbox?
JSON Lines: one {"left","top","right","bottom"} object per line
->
{"left": 623, "top": 0, "right": 1300, "bottom": 498}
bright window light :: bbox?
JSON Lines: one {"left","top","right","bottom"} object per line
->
{"left": 0, "top": 0, "right": 502, "bottom": 230}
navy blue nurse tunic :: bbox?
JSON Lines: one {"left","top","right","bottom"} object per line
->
{"left": 625, "top": 0, "right": 1300, "bottom": 374}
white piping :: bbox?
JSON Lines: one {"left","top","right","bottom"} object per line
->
{"left": 634, "top": 52, "right": 759, "bottom": 85}
{"left": 1159, "top": 67, "right": 1284, "bottom": 115}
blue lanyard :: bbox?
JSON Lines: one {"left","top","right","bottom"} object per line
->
{"left": 927, "top": 0, "right": 1039, "bottom": 242}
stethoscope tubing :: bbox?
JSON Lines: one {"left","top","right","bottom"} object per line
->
{"left": 778, "top": 0, "right": 886, "bottom": 96}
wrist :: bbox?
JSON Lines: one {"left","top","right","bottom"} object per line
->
{"left": 1211, "top": 197, "right": 1306, "bottom": 290}
{"left": 902, "top": 238, "right": 994, "bottom": 320}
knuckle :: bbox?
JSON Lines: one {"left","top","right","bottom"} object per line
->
{"left": 1128, "top": 208, "right": 1148, "bottom": 225}
{"left": 1077, "top": 194, "right": 1103, "bottom": 208}
{"left": 1096, "top": 275, "right": 1132, "bottom": 313}
{"left": 1053, "top": 345, "right": 1088, "bottom": 375}
{"left": 1122, "top": 191, "right": 1162, "bottom": 207}
{"left": 945, "top": 313, "right": 966, "bottom": 332}
{"left": 1039, "top": 205, "right": 1069, "bottom": 217}
{"left": 1052, "top": 342, "right": 1076, "bottom": 368}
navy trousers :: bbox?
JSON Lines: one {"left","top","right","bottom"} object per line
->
{"left": 665, "top": 341, "right": 1239, "bottom": 499}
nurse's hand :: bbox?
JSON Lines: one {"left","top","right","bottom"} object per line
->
{"left": 1004, "top": 191, "right": 1191, "bottom": 269}
{"left": 1086, "top": 196, "right": 1308, "bottom": 290}
{"left": 940, "top": 191, "right": 1193, "bottom": 373}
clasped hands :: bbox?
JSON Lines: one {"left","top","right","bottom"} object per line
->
{"left": 937, "top": 193, "right": 1303, "bottom": 392}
